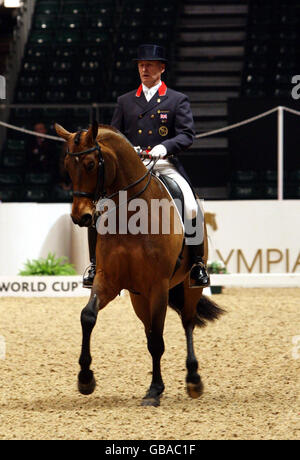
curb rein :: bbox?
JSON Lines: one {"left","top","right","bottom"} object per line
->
{"left": 66, "top": 141, "right": 158, "bottom": 224}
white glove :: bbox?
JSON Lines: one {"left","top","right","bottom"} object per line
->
{"left": 149, "top": 144, "right": 167, "bottom": 159}
{"left": 134, "top": 146, "right": 142, "bottom": 154}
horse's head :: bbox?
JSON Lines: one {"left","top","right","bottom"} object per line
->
{"left": 55, "top": 120, "right": 103, "bottom": 227}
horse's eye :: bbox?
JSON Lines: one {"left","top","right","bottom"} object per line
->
{"left": 86, "top": 161, "right": 95, "bottom": 171}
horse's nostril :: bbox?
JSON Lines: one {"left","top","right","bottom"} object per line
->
{"left": 71, "top": 214, "right": 78, "bottom": 225}
{"left": 71, "top": 214, "right": 92, "bottom": 227}
{"left": 80, "top": 213, "right": 92, "bottom": 227}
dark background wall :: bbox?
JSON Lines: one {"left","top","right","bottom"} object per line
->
{"left": 228, "top": 98, "right": 300, "bottom": 173}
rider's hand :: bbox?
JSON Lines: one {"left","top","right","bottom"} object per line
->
{"left": 149, "top": 144, "right": 167, "bottom": 159}
{"left": 134, "top": 146, "right": 142, "bottom": 154}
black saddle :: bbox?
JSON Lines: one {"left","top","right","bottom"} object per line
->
{"left": 157, "top": 174, "right": 185, "bottom": 276}
{"left": 157, "top": 173, "right": 185, "bottom": 221}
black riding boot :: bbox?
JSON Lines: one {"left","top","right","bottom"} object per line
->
{"left": 189, "top": 243, "right": 210, "bottom": 288}
{"left": 83, "top": 226, "right": 97, "bottom": 288}
{"left": 187, "top": 217, "right": 210, "bottom": 288}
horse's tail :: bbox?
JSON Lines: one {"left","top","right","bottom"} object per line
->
{"left": 194, "top": 295, "right": 225, "bottom": 328}
{"left": 168, "top": 283, "right": 225, "bottom": 328}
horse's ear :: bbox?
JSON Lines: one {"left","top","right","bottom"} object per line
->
{"left": 54, "top": 123, "right": 71, "bottom": 141}
{"left": 92, "top": 119, "right": 99, "bottom": 140}
{"left": 86, "top": 120, "right": 99, "bottom": 145}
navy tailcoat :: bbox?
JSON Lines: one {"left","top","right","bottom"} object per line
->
{"left": 111, "top": 82, "right": 195, "bottom": 183}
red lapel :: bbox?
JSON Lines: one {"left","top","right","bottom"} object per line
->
{"left": 135, "top": 81, "right": 167, "bottom": 97}
{"left": 158, "top": 81, "right": 167, "bottom": 96}
{"left": 136, "top": 84, "right": 143, "bottom": 97}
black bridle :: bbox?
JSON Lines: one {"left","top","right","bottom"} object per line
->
{"left": 66, "top": 140, "right": 105, "bottom": 202}
{"left": 66, "top": 138, "right": 158, "bottom": 207}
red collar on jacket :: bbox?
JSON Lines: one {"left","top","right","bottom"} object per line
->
{"left": 136, "top": 81, "right": 167, "bottom": 97}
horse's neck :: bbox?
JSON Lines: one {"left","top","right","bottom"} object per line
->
{"left": 103, "top": 135, "right": 148, "bottom": 198}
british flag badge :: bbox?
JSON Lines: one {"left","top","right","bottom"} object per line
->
{"left": 160, "top": 113, "right": 168, "bottom": 122}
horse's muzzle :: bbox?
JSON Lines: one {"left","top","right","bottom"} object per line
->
{"left": 71, "top": 213, "right": 93, "bottom": 227}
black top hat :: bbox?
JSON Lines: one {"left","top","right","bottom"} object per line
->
{"left": 133, "top": 44, "right": 167, "bottom": 62}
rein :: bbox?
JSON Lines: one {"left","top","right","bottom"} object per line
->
{"left": 66, "top": 139, "right": 158, "bottom": 211}
{"left": 93, "top": 156, "right": 158, "bottom": 223}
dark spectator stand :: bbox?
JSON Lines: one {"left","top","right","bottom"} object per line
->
{"left": 1, "top": 0, "right": 300, "bottom": 202}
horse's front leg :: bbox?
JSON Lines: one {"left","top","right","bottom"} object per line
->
{"left": 142, "top": 286, "right": 168, "bottom": 407}
{"left": 78, "top": 275, "right": 118, "bottom": 395}
{"left": 78, "top": 292, "right": 99, "bottom": 394}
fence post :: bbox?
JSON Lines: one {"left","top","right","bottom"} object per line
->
{"left": 277, "top": 106, "right": 284, "bottom": 201}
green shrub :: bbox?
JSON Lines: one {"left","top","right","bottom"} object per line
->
{"left": 207, "top": 260, "right": 228, "bottom": 274}
{"left": 19, "top": 252, "right": 77, "bottom": 276}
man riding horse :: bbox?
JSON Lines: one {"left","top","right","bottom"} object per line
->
{"left": 83, "top": 44, "right": 210, "bottom": 289}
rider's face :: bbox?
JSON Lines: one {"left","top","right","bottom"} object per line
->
{"left": 138, "top": 60, "right": 165, "bottom": 88}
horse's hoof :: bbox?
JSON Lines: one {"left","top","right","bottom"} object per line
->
{"left": 77, "top": 371, "right": 96, "bottom": 395}
{"left": 141, "top": 397, "right": 160, "bottom": 407}
{"left": 186, "top": 380, "right": 204, "bottom": 399}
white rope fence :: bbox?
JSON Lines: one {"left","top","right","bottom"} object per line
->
{"left": 0, "top": 119, "right": 65, "bottom": 142}
{"left": 195, "top": 106, "right": 279, "bottom": 138}
{"left": 194, "top": 105, "right": 300, "bottom": 200}
{"left": 281, "top": 105, "right": 300, "bottom": 117}
{"left": 0, "top": 105, "right": 299, "bottom": 199}
{"left": 0, "top": 104, "right": 298, "bottom": 140}
{"left": 197, "top": 104, "right": 300, "bottom": 200}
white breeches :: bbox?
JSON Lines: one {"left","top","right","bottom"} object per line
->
{"left": 144, "top": 158, "right": 199, "bottom": 221}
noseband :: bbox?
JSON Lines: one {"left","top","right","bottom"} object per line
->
{"left": 66, "top": 140, "right": 105, "bottom": 202}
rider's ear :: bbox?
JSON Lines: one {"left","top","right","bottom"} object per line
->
{"left": 86, "top": 120, "right": 99, "bottom": 144}
{"left": 54, "top": 123, "right": 71, "bottom": 140}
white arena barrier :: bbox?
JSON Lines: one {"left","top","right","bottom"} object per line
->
{"left": 0, "top": 203, "right": 90, "bottom": 276}
{"left": 0, "top": 276, "right": 89, "bottom": 297}
{"left": 204, "top": 200, "right": 300, "bottom": 275}
{"left": 0, "top": 274, "right": 299, "bottom": 297}
{"left": 210, "top": 273, "right": 300, "bottom": 288}
{"left": 1, "top": 200, "right": 300, "bottom": 277}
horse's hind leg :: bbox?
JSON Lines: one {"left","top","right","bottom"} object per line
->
{"left": 169, "top": 282, "right": 203, "bottom": 398}
{"left": 182, "top": 283, "right": 204, "bottom": 398}
{"left": 184, "top": 321, "right": 204, "bottom": 398}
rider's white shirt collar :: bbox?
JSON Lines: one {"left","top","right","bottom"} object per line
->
{"left": 142, "top": 81, "right": 162, "bottom": 102}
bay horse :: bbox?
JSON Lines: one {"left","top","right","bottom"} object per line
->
{"left": 55, "top": 121, "right": 224, "bottom": 407}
